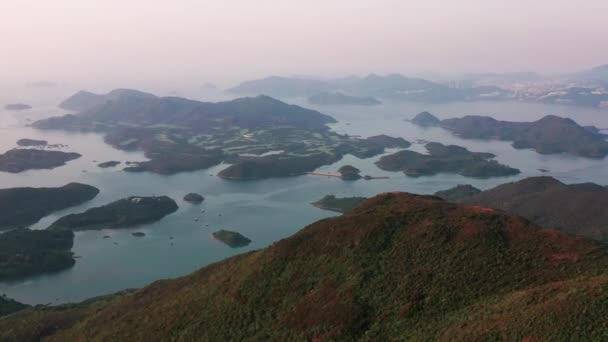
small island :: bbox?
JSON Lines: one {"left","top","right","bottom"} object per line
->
{"left": 307, "top": 92, "right": 381, "bottom": 106}
{"left": 311, "top": 195, "right": 367, "bottom": 213}
{"left": 48, "top": 196, "right": 178, "bottom": 231}
{"left": 211, "top": 229, "right": 251, "bottom": 248}
{"left": 434, "top": 184, "right": 482, "bottom": 202}
{"left": 0, "top": 149, "right": 81, "bottom": 173}
{"left": 0, "top": 228, "right": 75, "bottom": 280}
{"left": 184, "top": 193, "right": 205, "bottom": 204}
{"left": 97, "top": 161, "right": 121, "bottom": 168}
{"left": 338, "top": 165, "right": 362, "bottom": 180}
{"left": 16, "top": 138, "right": 48, "bottom": 147}
{"left": 411, "top": 111, "right": 440, "bottom": 127}
{"left": 131, "top": 232, "right": 146, "bottom": 237}
{"left": 375, "top": 142, "right": 520, "bottom": 178}
{"left": 4, "top": 103, "right": 32, "bottom": 111}
{"left": 0, "top": 183, "right": 100, "bottom": 230}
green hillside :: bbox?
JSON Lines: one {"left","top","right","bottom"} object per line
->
{"left": 2, "top": 193, "right": 607, "bottom": 341}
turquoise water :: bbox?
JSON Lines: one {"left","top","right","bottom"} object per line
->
{"left": 0, "top": 87, "right": 607, "bottom": 305}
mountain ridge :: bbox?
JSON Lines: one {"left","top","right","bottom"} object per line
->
{"left": 2, "top": 192, "right": 607, "bottom": 341}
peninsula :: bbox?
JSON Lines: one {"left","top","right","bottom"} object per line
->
{"left": 440, "top": 115, "right": 608, "bottom": 158}
{"left": 0, "top": 183, "right": 99, "bottom": 230}
{"left": 0, "top": 228, "right": 75, "bottom": 280}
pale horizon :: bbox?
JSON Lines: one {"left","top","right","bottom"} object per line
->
{"left": 2, "top": 0, "right": 608, "bottom": 89}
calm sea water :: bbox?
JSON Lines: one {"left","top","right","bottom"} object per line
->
{"left": 0, "top": 86, "right": 607, "bottom": 305}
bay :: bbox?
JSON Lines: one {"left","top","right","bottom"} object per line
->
{"left": 0, "top": 87, "right": 606, "bottom": 305}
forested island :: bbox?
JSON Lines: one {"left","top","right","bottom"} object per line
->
{"left": 97, "top": 161, "right": 121, "bottom": 168}
{"left": 375, "top": 142, "right": 520, "bottom": 177}
{"left": 0, "top": 183, "right": 99, "bottom": 230}
{"left": 16, "top": 139, "right": 48, "bottom": 147}
{"left": 32, "top": 90, "right": 411, "bottom": 179}
{"left": 411, "top": 111, "right": 441, "bottom": 127}
{"left": 183, "top": 193, "right": 204, "bottom": 203}
{"left": 0, "top": 149, "right": 81, "bottom": 173}
{"left": 48, "top": 196, "right": 178, "bottom": 231}
{"left": 211, "top": 229, "right": 251, "bottom": 248}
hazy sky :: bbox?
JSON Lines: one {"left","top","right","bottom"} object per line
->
{"left": 2, "top": 0, "right": 607, "bottom": 87}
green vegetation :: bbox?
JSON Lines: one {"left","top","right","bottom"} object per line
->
{"left": 16, "top": 139, "right": 48, "bottom": 147}
{"left": 365, "top": 134, "right": 411, "bottom": 148}
{"left": 0, "top": 295, "right": 28, "bottom": 317}
{"left": 48, "top": 196, "right": 178, "bottom": 231}
{"left": 211, "top": 229, "right": 251, "bottom": 248}
{"left": 434, "top": 184, "right": 481, "bottom": 202}
{"left": 0, "top": 149, "right": 81, "bottom": 173}
{"left": 440, "top": 115, "right": 608, "bottom": 158}
{"left": 375, "top": 142, "right": 520, "bottom": 177}
{"left": 183, "top": 193, "right": 204, "bottom": 203}
{"left": 0, "top": 183, "right": 99, "bottom": 230}
{"left": 0, "top": 228, "right": 75, "bottom": 280}
{"left": 459, "top": 176, "right": 608, "bottom": 242}
{"left": 311, "top": 194, "right": 367, "bottom": 213}
{"left": 411, "top": 111, "right": 440, "bottom": 127}
{"left": 338, "top": 165, "right": 362, "bottom": 180}
{"left": 2, "top": 192, "right": 607, "bottom": 341}
{"left": 0, "top": 291, "right": 130, "bottom": 341}
{"left": 97, "top": 161, "right": 120, "bottom": 168}
{"left": 34, "top": 91, "right": 395, "bottom": 178}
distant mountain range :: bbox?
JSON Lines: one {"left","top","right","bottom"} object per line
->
{"left": 229, "top": 65, "right": 608, "bottom": 108}
{"left": 307, "top": 91, "right": 381, "bottom": 106}
{"left": 229, "top": 74, "right": 512, "bottom": 103}
{"left": 3, "top": 192, "right": 607, "bottom": 340}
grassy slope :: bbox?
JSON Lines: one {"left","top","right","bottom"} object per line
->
{"left": 2, "top": 193, "right": 607, "bottom": 341}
